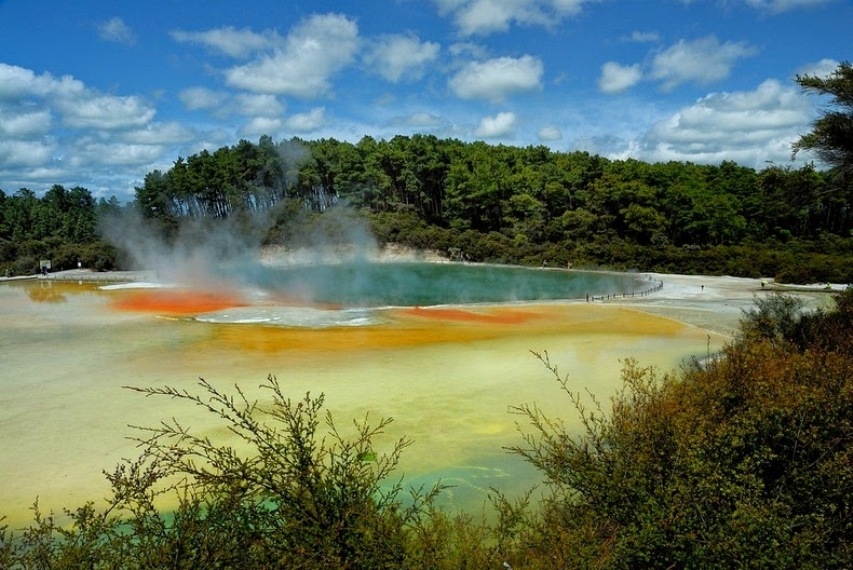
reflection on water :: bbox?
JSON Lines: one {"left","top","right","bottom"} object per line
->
{"left": 27, "top": 280, "right": 68, "bottom": 303}
{"left": 0, "top": 270, "right": 724, "bottom": 523}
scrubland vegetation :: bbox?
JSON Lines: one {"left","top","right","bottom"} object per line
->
{"left": 2, "top": 290, "right": 851, "bottom": 568}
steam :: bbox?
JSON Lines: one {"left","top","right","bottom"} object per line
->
{"left": 98, "top": 136, "right": 382, "bottom": 294}
{"left": 99, "top": 201, "right": 379, "bottom": 297}
{"left": 99, "top": 209, "right": 258, "bottom": 289}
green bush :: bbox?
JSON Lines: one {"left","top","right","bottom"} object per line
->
{"left": 1, "top": 376, "right": 448, "bottom": 569}
{"left": 508, "top": 296, "right": 852, "bottom": 569}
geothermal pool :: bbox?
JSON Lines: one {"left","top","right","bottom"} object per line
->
{"left": 0, "top": 263, "right": 725, "bottom": 523}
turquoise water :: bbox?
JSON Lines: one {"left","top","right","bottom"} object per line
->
{"left": 242, "top": 262, "right": 645, "bottom": 307}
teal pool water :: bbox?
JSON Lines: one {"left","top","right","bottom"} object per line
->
{"left": 242, "top": 262, "right": 645, "bottom": 306}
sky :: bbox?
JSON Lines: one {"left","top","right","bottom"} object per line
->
{"left": 0, "top": 0, "right": 849, "bottom": 202}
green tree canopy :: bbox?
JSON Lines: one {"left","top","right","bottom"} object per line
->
{"left": 793, "top": 61, "right": 853, "bottom": 182}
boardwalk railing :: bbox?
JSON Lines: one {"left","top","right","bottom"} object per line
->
{"left": 586, "top": 277, "right": 664, "bottom": 302}
{"left": 40, "top": 271, "right": 154, "bottom": 283}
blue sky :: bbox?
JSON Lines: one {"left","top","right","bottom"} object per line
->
{"left": 0, "top": 0, "right": 849, "bottom": 201}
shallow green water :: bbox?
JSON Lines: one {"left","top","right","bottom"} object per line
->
{"left": 241, "top": 262, "right": 644, "bottom": 306}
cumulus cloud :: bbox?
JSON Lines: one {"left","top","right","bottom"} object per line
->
{"left": 233, "top": 93, "right": 284, "bottom": 117}
{"left": 240, "top": 116, "right": 283, "bottom": 138}
{"left": 449, "top": 55, "right": 543, "bottom": 102}
{"left": 179, "top": 87, "right": 227, "bottom": 111}
{"left": 170, "top": 26, "right": 278, "bottom": 59}
{"left": 475, "top": 111, "right": 517, "bottom": 138}
{"left": 0, "top": 64, "right": 156, "bottom": 132}
{"left": 392, "top": 112, "right": 445, "bottom": 128}
{"left": 56, "top": 94, "right": 156, "bottom": 129}
{"left": 0, "top": 140, "right": 55, "bottom": 168}
{"left": 650, "top": 36, "right": 758, "bottom": 91}
{"left": 598, "top": 62, "right": 642, "bottom": 93}
{"left": 364, "top": 33, "right": 440, "bottom": 82}
{"left": 634, "top": 79, "right": 813, "bottom": 167}
{"left": 285, "top": 107, "right": 326, "bottom": 132}
{"left": 795, "top": 58, "right": 840, "bottom": 79}
{"left": 538, "top": 125, "right": 562, "bottom": 141}
{"left": 435, "top": 0, "right": 595, "bottom": 36}
{"left": 0, "top": 109, "right": 51, "bottom": 137}
{"left": 70, "top": 139, "right": 165, "bottom": 167}
{"left": 121, "top": 122, "right": 197, "bottom": 145}
{"left": 98, "top": 17, "right": 136, "bottom": 45}
{"left": 0, "top": 62, "right": 177, "bottom": 198}
{"left": 0, "top": 63, "right": 85, "bottom": 100}
{"left": 224, "top": 14, "right": 359, "bottom": 98}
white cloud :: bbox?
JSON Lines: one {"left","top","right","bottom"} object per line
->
{"left": 170, "top": 27, "right": 278, "bottom": 59}
{"left": 538, "top": 125, "right": 562, "bottom": 141}
{"left": 627, "top": 30, "right": 660, "bottom": 43}
{"left": 240, "top": 116, "right": 283, "bottom": 138}
{"left": 635, "top": 79, "right": 813, "bottom": 167}
{"left": 179, "top": 87, "right": 227, "bottom": 111}
{"left": 56, "top": 94, "right": 156, "bottom": 129}
{"left": 233, "top": 93, "right": 284, "bottom": 117}
{"left": 98, "top": 17, "right": 136, "bottom": 45}
{"left": 795, "top": 58, "right": 840, "bottom": 79}
{"left": 650, "top": 36, "right": 758, "bottom": 91}
{"left": 449, "top": 55, "right": 543, "bottom": 102}
{"left": 0, "top": 63, "right": 157, "bottom": 132}
{"left": 452, "top": 0, "right": 532, "bottom": 35}
{"left": 742, "top": 0, "right": 831, "bottom": 14}
{"left": 70, "top": 140, "right": 165, "bottom": 167}
{"left": 475, "top": 111, "right": 517, "bottom": 137}
{"left": 393, "top": 112, "right": 445, "bottom": 128}
{"left": 121, "top": 123, "right": 196, "bottom": 145}
{"left": 448, "top": 42, "right": 490, "bottom": 60}
{"left": 0, "top": 62, "right": 168, "bottom": 197}
{"left": 364, "top": 33, "right": 440, "bottom": 83}
{"left": 0, "top": 139, "right": 55, "bottom": 168}
{"left": 179, "top": 89, "right": 283, "bottom": 119}
{"left": 435, "top": 0, "right": 595, "bottom": 36}
{"left": 0, "top": 63, "right": 85, "bottom": 100}
{"left": 0, "top": 109, "right": 51, "bottom": 137}
{"left": 285, "top": 107, "right": 326, "bottom": 132}
{"left": 224, "top": 14, "right": 359, "bottom": 98}
{"left": 598, "top": 62, "right": 642, "bottom": 93}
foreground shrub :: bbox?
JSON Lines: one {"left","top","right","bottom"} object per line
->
{"left": 1, "top": 377, "right": 449, "bottom": 569}
{"left": 509, "top": 301, "right": 852, "bottom": 569}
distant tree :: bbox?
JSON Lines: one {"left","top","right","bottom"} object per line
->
{"left": 793, "top": 61, "right": 853, "bottom": 182}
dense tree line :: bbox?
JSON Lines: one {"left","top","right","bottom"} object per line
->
{"left": 137, "top": 134, "right": 853, "bottom": 245}
{"left": 129, "top": 133, "right": 853, "bottom": 282}
{"left": 0, "top": 185, "right": 122, "bottom": 275}
{"left": 2, "top": 290, "right": 850, "bottom": 568}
